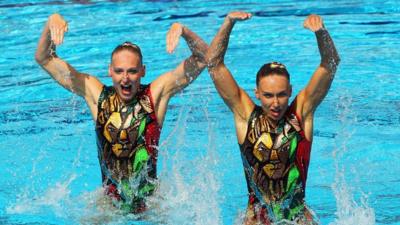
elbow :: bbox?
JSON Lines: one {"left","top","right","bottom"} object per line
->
{"left": 332, "top": 53, "right": 341, "bottom": 72}
{"left": 34, "top": 53, "right": 43, "bottom": 65}
{"left": 35, "top": 51, "right": 51, "bottom": 66}
{"left": 333, "top": 50, "right": 341, "bottom": 66}
{"left": 335, "top": 54, "right": 341, "bottom": 66}
{"left": 35, "top": 50, "right": 44, "bottom": 64}
{"left": 35, "top": 57, "right": 49, "bottom": 67}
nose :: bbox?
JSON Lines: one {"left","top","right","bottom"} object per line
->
{"left": 122, "top": 72, "right": 129, "bottom": 81}
{"left": 272, "top": 96, "right": 279, "bottom": 106}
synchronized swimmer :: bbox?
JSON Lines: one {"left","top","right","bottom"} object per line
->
{"left": 206, "top": 12, "right": 339, "bottom": 224}
{"left": 35, "top": 11, "right": 339, "bottom": 224}
{"left": 36, "top": 13, "right": 208, "bottom": 213}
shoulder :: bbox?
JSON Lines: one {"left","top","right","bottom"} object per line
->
{"left": 140, "top": 84, "right": 151, "bottom": 93}
{"left": 100, "top": 85, "right": 114, "bottom": 96}
{"left": 250, "top": 105, "right": 262, "bottom": 119}
{"left": 284, "top": 96, "right": 304, "bottom": 129}
{"left": 103, "top": 85, "right": 114, "bottom": 93}
{"left": 287, "top": 96, "right": 299, "bottom": 113}
{"left": 97, "top": 85, "right": 114, "bottom": 103}
{"left": 287, "top": 94, "right": 314, "bottom": 141}
{"left": 286, "top": 95, "right": 302, "bottom": 121}
{"left": 139, "top": 84, "right": 155, "bottom": 113}
{"left": 291, "top": 91, "right": 314, "bottom": 125}
{"left": 138, "top": 83, "right": 151, "bottom": 98}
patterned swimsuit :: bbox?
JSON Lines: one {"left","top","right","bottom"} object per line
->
{"left": 240, "top": 98, "right": 315, "bottom": 223}
{"left": 95, "top": 84, "right": 161, "bottom": 212}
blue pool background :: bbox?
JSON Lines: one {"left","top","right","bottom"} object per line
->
{"left": 0, "top": 0, "right": 399, "bottom": 224}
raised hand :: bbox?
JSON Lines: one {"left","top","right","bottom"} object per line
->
{"left": 227, "top": 11, "right": 252, "bottom": 22}
{"left": 166, "top": 22, "right": 184, "bottom": 54}
{"left": 303, "top": 14, "right": 324, "bottom": 32}
{"left": 48, "top": 13, "right": 68, "bottom": 46}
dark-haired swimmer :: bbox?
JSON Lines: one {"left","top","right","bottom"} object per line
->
{"left": 206, "top": 12, "right": 340, "bottom": 224}
{"left": 35, "top": 14, "right": 208, "bottom": 213}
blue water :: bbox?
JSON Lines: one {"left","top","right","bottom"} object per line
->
{"left": 1, "top": 0, "right": 399, "bottom": 224}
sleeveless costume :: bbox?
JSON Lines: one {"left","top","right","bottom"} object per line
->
{"left": 95, "top": 84, "right": 161, "bottom": 213}
{"left": 240, "top": 98, "right": 316, "bottom": 224}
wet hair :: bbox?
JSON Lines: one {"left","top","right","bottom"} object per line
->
{"left": 256, "top": 62, "right": 290, "bottom": 86}
{"left": 111, "top": 41, "right": 143, "bottom": 65}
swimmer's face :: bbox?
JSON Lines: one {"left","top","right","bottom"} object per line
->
{"left": 255, "top": 74, "right": 292, "bottom": 124}
{"left": 109, "top": 50, "right": 145, "bottom": 102}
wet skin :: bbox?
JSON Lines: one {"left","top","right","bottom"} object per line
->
{"left": 255, "top": 74, "right": 292, "bottom": 127}
{"left": 109, "top": 50, "right": 145, "bottom": 103}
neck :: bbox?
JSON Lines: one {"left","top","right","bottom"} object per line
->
{"left": 261, "top": 108, "right": 280, "bottom": 129}
{"left": 267, "top": 117, "right": 279, "bottom": 129}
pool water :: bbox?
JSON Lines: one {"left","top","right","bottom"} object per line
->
{"left": 1, "top": 0, "right": 399, "bottom": 224}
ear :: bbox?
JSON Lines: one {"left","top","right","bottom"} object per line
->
{"left": 108, "top": 64, "right": 112, "bottom": 77}
{"left": 255, "top": 87, "right": 260, "bottom": 100}
{"left": 289, "top": 84, "right": 292, "bottom": 97}
{"left": 141, "top": 65, "right": 146, "bottom": 78}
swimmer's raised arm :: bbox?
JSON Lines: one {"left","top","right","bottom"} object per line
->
{"left": 151, "top": 23, "right": 208, "bottom": 125}
{"left": 35, "top": 13, "right": 103, "bottom": 119}
{"left": 296, "top": 14, "right": 340, "bottom": 140}
{"left": 207, "top": 12, "right": 254, "bottom": 124}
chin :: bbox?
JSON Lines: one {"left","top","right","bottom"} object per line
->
{"left": 268, "top": 114, "right": 281, "bottom": 122}
{"left": 121, "top": 95, "right": 134, "bottom": 102}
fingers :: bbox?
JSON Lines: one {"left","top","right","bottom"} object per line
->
{"left": 241, "top": 12, "right": 252, "bottom": 20}
{"left": 166, "top": 29, "right": 175, "bottom": 53}
{"left": 303, "top": 14, "right": 324, "bottom": 32}
{"left": 166, "top": 23, "right": 182, "bottom": 54}
{"left": 236, "top": 12, "right": 252, "bottom": 20}
{"left": 228, "top": 11, "right": 252, "bottom": 22}
{"left": 55, "top": 28, "right": 61, "bottom": 45}
{"left": 61, "top": 26, "right": 66, "bottom": 43}
{"left": 48, "top": 14, "right": 68, "bottom": 46}
{"left": 50, "top": 26, "right": 66, "bottom": 45}
{"left": 49, "top": 24, "right": 55, "bottom": 44}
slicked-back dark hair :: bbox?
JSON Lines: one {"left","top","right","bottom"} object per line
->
{"left": 111, "top": 41, "right": 143, "bottom": 65}
{"left": 256, "top": 62, "right": 290, "bottom": 86}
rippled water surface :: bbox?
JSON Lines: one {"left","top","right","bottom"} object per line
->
{"left": 1, "top": 0, "right": 399, "bottom": 224}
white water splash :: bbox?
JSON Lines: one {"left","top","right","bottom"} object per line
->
{"left": 7, "top": 174, "right": 77, "bottom": 217}
{"left": 330, "top": 94, "right": 375, "bottom": 225}
{"left": 153, "top": 91, "right": 222, "bottom": 225}
{"left": 330, "top": 174, "right": 375, "bottom": 225}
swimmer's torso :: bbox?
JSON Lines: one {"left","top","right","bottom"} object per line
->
{"left": 240, "top": 99, "right": 313, "bottom": 222}
{"left": 95, "top": 84, "right": 161, "bottom": 208}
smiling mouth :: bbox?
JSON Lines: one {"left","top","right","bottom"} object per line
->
{"left": 121, "top": 84, "right": 132, "bottom": 93}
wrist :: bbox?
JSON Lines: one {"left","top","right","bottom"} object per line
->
{"left": 225, "top": 16, "right": 236, "bottom": 25}
{"left": 181, "top": 25, "right": 187, "bottom": 35}
{"left": 315, "top": 27, "right": 327, "bottom": 35}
